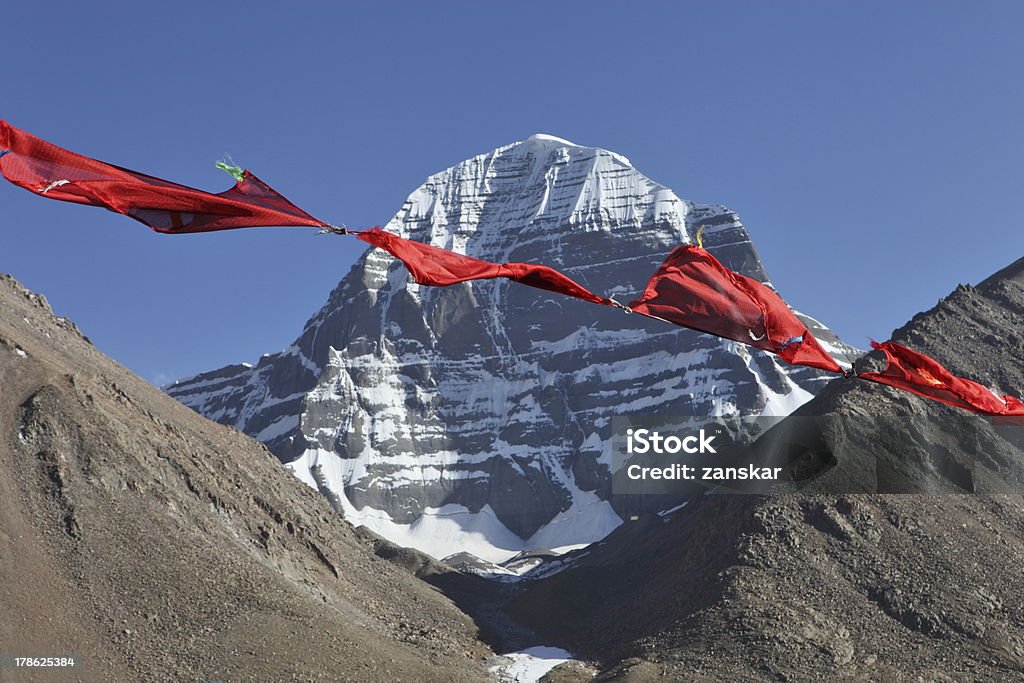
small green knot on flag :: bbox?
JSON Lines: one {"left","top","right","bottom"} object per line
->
{"left": 215, "top": 155, "right": 245, "bottom": 182}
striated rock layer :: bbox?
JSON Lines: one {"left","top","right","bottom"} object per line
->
{"left": 168, "top": 135, "right": 857, "bottom": 561}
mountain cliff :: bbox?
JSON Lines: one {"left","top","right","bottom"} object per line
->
{"left": 168, "top": 135, "right": 857, "bottom": 562}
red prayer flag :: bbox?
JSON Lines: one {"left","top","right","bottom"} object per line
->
{"left": 0, "top": 120, "right": 327, "bottom": 234}
{"left": 628, "top": 244, "right": 842, "bottom": 373}
{"left": 355, "top": 226, "right": 616, "bottom": 307}
{"left": 860, "top": 341, "right": 1024, "bottom": 415}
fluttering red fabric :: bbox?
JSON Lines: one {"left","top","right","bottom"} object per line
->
{"left": 629, "top": 244, "right": 843, "bottom": 373}
{"left": 9, "top": 122, "right": 1024, "bottom": 418}
{"left": 355, "top": 226, "right": 616, "bottom": 307}
{"left": 0, "top": 121, "right": 326, "bottom": 234}
{"left": 859, "top": 341, "right": 1024, "bottom": 415}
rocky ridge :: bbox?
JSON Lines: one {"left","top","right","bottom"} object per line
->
{"left": 506, "top": 256, "right": 1024, "bottom": 680}
{"left": 0, "top": 273, "right": 494, "bottom": 682}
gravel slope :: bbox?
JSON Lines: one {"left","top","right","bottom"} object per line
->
{"left": 0, "top": 274, "right": 493, "bottom": 682}
{"left": 508, "top": 257, "right": 1024, "bottom": 681}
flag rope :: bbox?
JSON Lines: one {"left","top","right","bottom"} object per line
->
{"left": 3, "top": 119, "right": 1021, "bottom": 416}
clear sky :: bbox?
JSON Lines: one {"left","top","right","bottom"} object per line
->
{"left": 3, "top": 2, "right": 1022, "bottom": 385}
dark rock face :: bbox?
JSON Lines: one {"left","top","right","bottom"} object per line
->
{"left": 506, "top": 257, "right": 1024, "bottom": 680}
{"left": 168, "top": 135, "right": 856, "bottom": 557}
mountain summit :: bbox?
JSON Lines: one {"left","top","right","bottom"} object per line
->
{"left": 168, "top": 136, "right": 856, "bottom": 562}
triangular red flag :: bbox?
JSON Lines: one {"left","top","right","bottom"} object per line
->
{"left": 860, "top": 341, "right": 1024, "bottom": 415}
{"left": 628, "top": 244, "right": 842, "bottom": 373}
{"left": 0, "top": 121, "right": 326, "bottom": 234}
{"left": 355, "top": 226, "right": 617, "bottom": 307}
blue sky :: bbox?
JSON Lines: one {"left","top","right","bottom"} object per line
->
{"left": 3, "top": 1, "right": 1022, "bottom": 385}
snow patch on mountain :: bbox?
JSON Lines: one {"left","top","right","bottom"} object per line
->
{"left": 491, "top": 646, "right": 577, "bottom": 683}
{"left": 289, "top": 447, "right": 621, "bottom": 564}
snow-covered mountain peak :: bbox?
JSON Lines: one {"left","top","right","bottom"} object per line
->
{"left": 168, "top": 137, "right": 859, "bottom": 562}
{"left": 520, "top": 132, "right": 631, "bottom": 163}
{"left": 525, "top": 133, "right": 577, "bottom": 145}
{"left": 386, "top": 135, "right": 672, "bottom": 258}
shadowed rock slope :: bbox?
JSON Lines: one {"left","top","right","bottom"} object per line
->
{"left": 0, "top": 274, "right": 491, "bottom": 682}
{"left": 508, "top": 257, "right": 1024, "bottom": 681}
